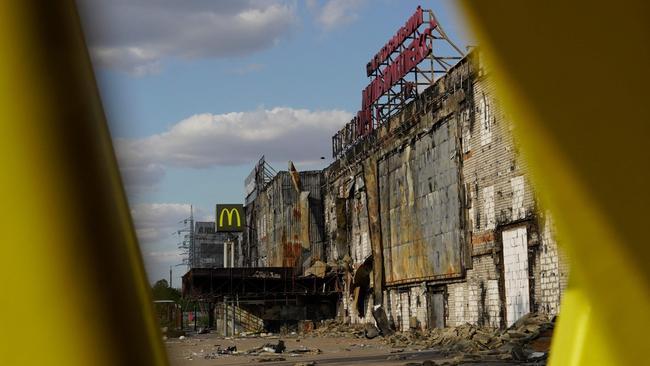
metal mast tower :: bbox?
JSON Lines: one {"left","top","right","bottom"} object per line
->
{"left": 176, "top": 204, "right": 195, "bottom": 270}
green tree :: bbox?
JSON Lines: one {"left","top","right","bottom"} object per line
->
{"left": 151, "top": 279, "right": 181, "bottom": 302}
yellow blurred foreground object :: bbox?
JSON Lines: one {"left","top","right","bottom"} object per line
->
{"left": 0, "top": 2, "right": 167, "bottom": 365}
{"left": 461, "top": 1, "right": 649, "bottom": 365}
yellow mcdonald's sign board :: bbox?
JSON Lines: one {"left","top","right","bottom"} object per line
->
{"left": 216, "top": 204, "right": 244, "bottom": 232}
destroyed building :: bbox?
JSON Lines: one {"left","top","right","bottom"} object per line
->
{"left": 182, "top": 46, "right": 569, "bottom": 334}
{"left": 240, "top": 50, "right": 569, "bottom": 331}
{"left": 245, "top": 164, "right": 325, "bottom": 272}
{"left": 188, "top": 221, "right": 243, "bottom": 269}
{"left": 192, "top": 222, "right": 224, "bottom": 268}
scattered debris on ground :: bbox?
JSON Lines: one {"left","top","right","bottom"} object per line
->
{"left": 364, "top": 323, "right": 380, "bottom": 339}
{"left": 262, "top": 340, "right": 286, "bottom": 353}
{"left": 161, "top": 326, "right": 186, "bottom": 338}
{"left": 166, "top": 313, "right": 554, "bottom": 364}
{"left": 203, "top": 345, "right": 238, "bottom": 359}
{"left": 383, "top": 312, "right": 553, "bottom": 365}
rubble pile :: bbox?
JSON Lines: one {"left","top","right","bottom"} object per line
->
{"left": 385, "top": 313, "right": 553, "bottom": 364}
{"left": 308, "top": 319, "right": 366, "bottom": 338}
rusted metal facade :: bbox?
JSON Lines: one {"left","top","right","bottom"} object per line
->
{"left": 245, "top": 170, "right": 325, "bottom": 274}
{"left": 378, "top": 117, "right": 464, "bottom": 285}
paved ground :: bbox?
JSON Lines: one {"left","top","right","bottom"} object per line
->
{"left": 165, "top": 333, "right": 539, "bottom": 366}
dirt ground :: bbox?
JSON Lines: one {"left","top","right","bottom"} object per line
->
{"left": 164, "top": 332, "right": 541, "bottom": 366}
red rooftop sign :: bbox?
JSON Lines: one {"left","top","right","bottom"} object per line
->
{"left": 366, "top": 7, "right": 427, "bottom": 77}
{"left": 332, "top": 7, "right": 463, "bottom": 158}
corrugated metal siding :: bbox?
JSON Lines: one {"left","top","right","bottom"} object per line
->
{"left": 379, "top": 117, "right": 464, "bottom": 285}
{"left": 246, "top": 170, "right": 325, "bottom": 274}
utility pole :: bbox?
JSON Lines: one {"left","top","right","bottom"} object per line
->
{"left": 189, "top": 205, "right": 195, "bottom": 269}
{"left": 175, "top": 203, "right": 196, "bottom": 270}
{"left": 169, "top": 265, "right": 172, "bottom": 288}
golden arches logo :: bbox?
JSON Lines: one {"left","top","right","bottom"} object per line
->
{"left": 219, "top": 207, "right": 241, "bottom": 227}
{"left": 216, "top": 204, "right": 243, "bottom": 232}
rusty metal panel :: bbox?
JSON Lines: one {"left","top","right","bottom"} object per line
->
{"left": 246, "top": 170, "right": 325, "bottom": 274}
{"left": 299, "top": 192, "right": 310, "bottom": 250}
{"left": 363, "top": 157, "right": 385, "bottom": 304}
{"left": 380, "top": 117, "right": 463, "bottom": 285}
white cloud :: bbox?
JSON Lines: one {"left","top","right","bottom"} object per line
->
{"left": 115, "top": 107, "right": 352, "bottom": 192}
{"left": 146, "top": 250, "right": 185, "bottom": 265}
{"left": 129, "top": 202, "right": 213, "bottom": 284}
{"left": 130, "top": 203, "right": 192, "bottom": 244}
{"left": 130, "top": 203, "right": 212, "bottom": 243}
{"left": 312, "top": 0, "right": 367, "bottom": 30}
{"left": 119, "top": 163, "right": 165, "bottom": 195}
{"left": 77, "top": 0, "right": 298, "bottom": 74}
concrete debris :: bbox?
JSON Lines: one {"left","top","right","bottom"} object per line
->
{"left": 372, "top": 305, "right": 395, "bottom": 336}
{"left": 203, "top": 346, "right": 237, "bottom": 359}
{"left": 262, "top": 340, "right": 286, "bottom": 353}
{"left": 300, "top": 320, "right": 314, "bottom": 333}
{"left": 308, "top": 320, "right": 366, "bottom": 338}
{"left": 304, "top": 261, "right": 329, "bottom": 278}
{"left": 244, "top": 340, "right": 288, "bottom": 355}
{"left": 528, "top": 351, "right": 546, "bottom": 360}
{"left": 384, "top": 313, "right": 552, "bottom": 364}
{"left": 364, "top": 323, "right": 380, "bottom": 339}
{"left": 163, "top": 329, "right": 185, "bottom": 338}
{"left": 293, "top": 362, "right": 316, "bottom": 366}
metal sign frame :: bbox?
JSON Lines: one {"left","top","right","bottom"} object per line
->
{"left": 332, "top": 7, "right": 464, "bottom": 158}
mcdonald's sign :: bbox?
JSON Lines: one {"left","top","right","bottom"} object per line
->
{"left": 216, "top": 204, "right": 244, "bottom": 232}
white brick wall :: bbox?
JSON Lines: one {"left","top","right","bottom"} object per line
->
{"left": 482, "top": 186, "right": 495, "bottom": 230}
{"left": 399, "top": 291, "right": 410, "bottom": 330}
{"left": 351, "top": 191, "right": 371, "bottom": 266}
{"left": 536, "top": 213, "right": 569, "bottom": 316}
{"left": 462, "top": 108, "right": 472, "bottom": 153}
{"left": 479, "top": 93, "right": 492, "bottom": 146}
{"left": 485, "top": 279, "right": 500, "bottom": 327}
{"left": 447, "top": 282, "right": 465, "bottom": 326}
{"left": 345, "top": 287, "right": 374, "bottom": 325}
{"left": 502, "top": 226, "right": 530, "bottom": 327}
{"left": 409, "top": 286, "right": 428, "bottom": 330}
{"left": 446, "top": 255, "right": 500, "bottom": 327}
{"left": 511, "top": 176, "right": 525, "bottom": 220}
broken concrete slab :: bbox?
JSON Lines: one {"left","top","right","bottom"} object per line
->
{"left": 372, "top": 304, "right": 395, "bottom": 336}
{"left": 364, "top": 323, "right": 380, "bottom": 339}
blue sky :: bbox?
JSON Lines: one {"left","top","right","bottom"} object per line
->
{"left": 77, "top": 0, "right": 473, "bottom": 286}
